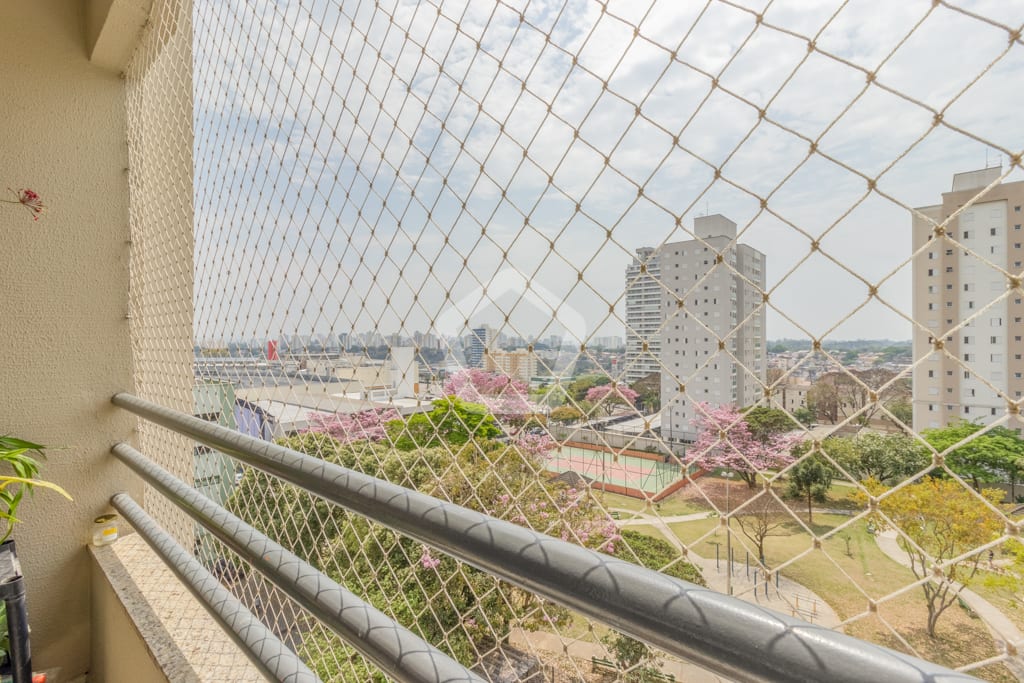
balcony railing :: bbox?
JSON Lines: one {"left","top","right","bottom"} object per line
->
{"left": 110, "top": 392, "right": 978, "bottom": 682}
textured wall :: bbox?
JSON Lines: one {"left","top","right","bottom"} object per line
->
{"left": 0, "top": 1, "right": 142, "bottom": 677}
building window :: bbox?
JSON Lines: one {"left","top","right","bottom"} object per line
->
{"left": 945, "top": 249, "right": 953, "bottom": 256}
{"left": 928, "top": 252, "right": 935, "bottom": 260}
{"left": 991, "top": 228, "right": 998, "bottom": 236}
{"left": 946, "top": 266, "right": 954, "bottom": 272}
{"left": 927, "top": 268, "right": 934, "bottom": 276}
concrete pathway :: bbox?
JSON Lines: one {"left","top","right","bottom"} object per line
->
{"left": 875, "top": 530, "right": 1024, "bottom": 677}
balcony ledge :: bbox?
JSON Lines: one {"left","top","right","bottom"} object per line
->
{"left": 90, "top": 534, "right": 266, "bottom": 683}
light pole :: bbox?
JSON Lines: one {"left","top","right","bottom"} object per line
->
{"left": 723, "top": 471, "right": 734, "bottom": 595}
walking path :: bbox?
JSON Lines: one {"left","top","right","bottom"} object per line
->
{"left": 875, "top": 530, "right": 1024, "bottom": 677}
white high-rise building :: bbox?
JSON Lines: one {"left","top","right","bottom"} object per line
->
{"left": 624, "top": 247, "right": 662, "bottom": 383}
{"left": 659, "top": 215, "right": 767, "bottom": 442}
{"left": 912, "top": 168, "right": 1024, "bottom": 430}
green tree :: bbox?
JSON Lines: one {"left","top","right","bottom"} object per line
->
{"left": 549, "top": 406, "right": 583, "bottom": 424}
{"left": 743, "top": 406, "right": 796, "bottom": 442}
{"left": 792, "top": 406, "right": 815, "bottom": 426}
{"left": 629, "top": 372, "right": 661, "bottom": 413}
{"left": 386, "top": 397, "right": 500, "bottom": 451}
{"left": 228, "top": 436, "right": 622, "bottom": 673}
{"left": 923, "top": 421, "right": 1024, "bottom": 498}
{"left": 831, "top": 433, "right": 928, "bottom": 485}
{"left": 886, "top": 399, "right": 912, "bottom": 427}
{"left": 601, "top": 530, "right": 704, "bottom": 679}
{"left": 565, "top": 374, "right": 610, "bottom": 402}
{"left": 786, "top": 455, "right": 833, "bottom": 523}
{"left": 868, "top": 478, "right": 1004, "bottom": 637}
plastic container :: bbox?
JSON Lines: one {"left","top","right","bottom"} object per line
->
{"left": 92, "top": 514, "right": 119, "bottom": 546}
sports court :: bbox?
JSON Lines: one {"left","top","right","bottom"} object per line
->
{"left": 545, "top": 445, "right": 686, "bottom": 495}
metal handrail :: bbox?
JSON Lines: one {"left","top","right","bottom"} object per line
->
{"left": 113, "top": 392, "right": 979, "bottom": 683}
{"left": 110, "top": 493, "right": 319, "bottom": 683}
{"left": 111, "top": 442, "right": 482, "bottom": 683}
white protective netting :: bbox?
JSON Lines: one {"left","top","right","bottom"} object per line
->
{"left": 126, "top": 0, "right": 1024, "bottom": 680}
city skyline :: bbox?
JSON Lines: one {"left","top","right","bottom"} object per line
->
{"left": 193, "top": 1, "right": 1024, "bottom": 346}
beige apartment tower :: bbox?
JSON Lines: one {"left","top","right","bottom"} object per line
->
{"left": 485, "top": 348, "right": 538, "bottom": 385}
{"left": 912, "top": 168, "right": 1024, "bottom": 431}
{"left": 659, "top": 215, "right": 767, "bottom": 442}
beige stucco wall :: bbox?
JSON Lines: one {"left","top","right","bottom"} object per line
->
{"left": 0, "top": 1, "right": 145, "bottom": 677}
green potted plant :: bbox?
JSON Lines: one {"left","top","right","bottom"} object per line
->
{"left": 0, "top": 436, "right": 71, "bottom": 680}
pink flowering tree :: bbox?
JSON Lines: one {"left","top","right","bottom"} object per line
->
{"left": 443, "top": 368, "right": 532, "bottom": 422}
{"left": 690, "top": 403, "right": 802, "bottom": 488}
{"left": 511, "top": 432, "right": 557, "bottom": 459}
{"left": 305, "top": 408, "right": 401, "bottom": 444}
{"left": 585, "top": 384, "right": 640, "bottom": 416}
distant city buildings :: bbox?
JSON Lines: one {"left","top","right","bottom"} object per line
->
{"left": 624, "top": 246, "right": 662, "bottom": 384}
{"left": 912, "top": 168, "right": 1024, "bottom": 430}
{"left": 592, "top": 335, "right": 624, "bottom": 350}
{"left": 658, "top": 214, "right": 767, "bottom": 442}
{"left": 485, "top": 348, "right": 538, "bottom": 384}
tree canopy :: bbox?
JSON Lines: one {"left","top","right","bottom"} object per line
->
{"left": 869, "top": 477, "right": 1004, "bottom": 637}
{"left": 386, "top": 397, "right": 501, "bottom": 451}
{"left": 922, "top": 421, "right": 1024, "bottom": 497}
{"left": 827, "top": 432, "right": 928, "bottom": 485}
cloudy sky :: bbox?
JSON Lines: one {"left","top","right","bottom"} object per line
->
{"left": 191, "top": 0, "right": 1024, "bottom": 347}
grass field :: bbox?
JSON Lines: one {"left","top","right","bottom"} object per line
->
{"left": 659, "top": 515, "right": 1016, "bottom": 681}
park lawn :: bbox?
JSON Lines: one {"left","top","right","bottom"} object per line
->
{"left": 782, "top": 521, "right": 1015, "bottom": 680}
{"left": 653, "top": 496, "right": 707, "bottom": 516}
{"left": 969, "top": 570, "right": 1024, "bottom": 634}
{"left": 824, "top": 479, "right": 864, "bottom": 510}
{"left": 597, "top": 490, "right": 706, "bottom": 517}
{"left": 596, "top": 491, "right": 646, "bottom": 516}
{"left": 664, "top": 516, "right": 1015, "bottom": 680}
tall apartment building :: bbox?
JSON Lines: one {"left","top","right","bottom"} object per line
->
{"left": 466, "top": 325, "right": 493, "bottom": 368}
{"left": 485, "top": 348, "right": 538, "bottom": 384}
{"left": 624, "top": 247, "right": 662, "bottom": 383}
{"left": 659, "top": 215, "right": 767, "bottom": 442}
{"left": 912, "top": 168, "right": 1024, "bottom": 430}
